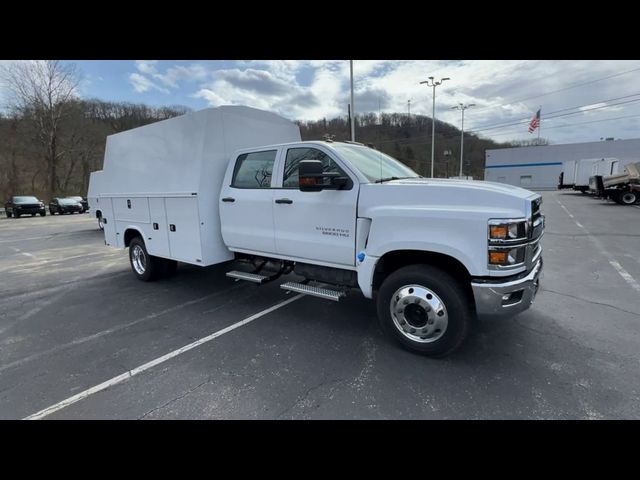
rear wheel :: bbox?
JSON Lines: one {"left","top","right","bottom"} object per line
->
{"left": 129, "top": 237, "right": 164, "bottom": 282}
{"left": 14, "top": 212, "right": 20, "bottom": 218}
{"left": 620, "top": 190, "right": 638, "bottom": 205}
{"left": 376, "top": 264, "right": 472, "bottom": 357}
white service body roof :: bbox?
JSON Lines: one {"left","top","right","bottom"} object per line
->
{"left": 100, "top": 106, "right": 301, "bottom": 195}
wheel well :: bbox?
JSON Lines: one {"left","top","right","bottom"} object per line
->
{"left": 373, "top": 250, "right": 472, "bottom": 292}
{"left": 95, "top": 209, "right": 102, "bottom": 219}
{"left": 124, "top": 229, "right": 142, "bottom": 247}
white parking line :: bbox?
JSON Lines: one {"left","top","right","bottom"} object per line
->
{"left": 557, "top": 198, "right": 640, "bottom": 294}
{"left": 23, "top": 293, "right": 304, "bottom": 420}
{"left": 609, "top": 260, "right": 640, "bottom": 294}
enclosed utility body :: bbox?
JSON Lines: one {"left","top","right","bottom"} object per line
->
{"left": 95, "top": 106, "right": 300, "bottom": 265}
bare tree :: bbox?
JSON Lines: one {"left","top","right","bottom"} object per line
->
{"left": 0, "top": 60, "right": 81, "bottom": 199}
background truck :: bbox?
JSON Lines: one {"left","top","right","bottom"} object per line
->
{"left": 590, "top": 161, "right": 640, "bottom": 205}
{"left": 89, "top": 106, "right": 545, "bottom": 357}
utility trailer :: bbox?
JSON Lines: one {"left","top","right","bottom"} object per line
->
{"left": 557, "top": 160, "right": 577, "bottom": 189}
{"left": 572, "top": 158, "right": 600, "bottom": 193}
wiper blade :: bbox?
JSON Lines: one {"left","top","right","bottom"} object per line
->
{"left": 374, "top": 176, "right": 401, "bottom": 183}
{"left": 374, "top": 176, "right": 420, "bottom": 183}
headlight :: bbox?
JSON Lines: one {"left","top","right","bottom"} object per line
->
{"left": 488, "top": 246, "right": 527, "bottom": 266}
{"left": 488, "top": 219, "right": 527, "bottom": 242}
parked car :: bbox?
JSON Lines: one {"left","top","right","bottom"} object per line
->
{"left": 66, "top": 196, "right": 89, "bottom": 212}
{"left": 49, "top": 197, "right": 84, "bottom": 215}
{"left": 4, "top": 196, "right": 46, "bottom": 218}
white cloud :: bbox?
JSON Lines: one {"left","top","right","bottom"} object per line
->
{"left": 129, "top": 72, "right": 169, "bottom": 94}
{"left": 118, "top": 59, "right": 640, "bottom": 144}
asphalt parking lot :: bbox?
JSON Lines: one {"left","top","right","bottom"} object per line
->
{"left": 1, "top": 191, "right": 639, "bottom": 420}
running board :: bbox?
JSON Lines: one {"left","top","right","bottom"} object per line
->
{"left": 226, "top": 271, "right": 270, "bottom": 284}
{"left": 280, "top": 282, "right": 346, "bottom": 302}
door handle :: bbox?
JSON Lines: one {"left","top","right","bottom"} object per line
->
{"left": 222, "top": 197, "right": 235, "bottom": 203}
{"left": 275, "top": 198, "right": 293, "bottom": 204}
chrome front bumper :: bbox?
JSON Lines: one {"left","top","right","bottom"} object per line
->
{"left": 471, "top": 258, "right": 543, "bottom": 316}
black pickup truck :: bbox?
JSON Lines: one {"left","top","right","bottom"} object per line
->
{"left": 4, "top": 196, "right": 46, "bottom": 218}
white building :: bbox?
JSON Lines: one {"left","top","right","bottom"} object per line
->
{"left": 484, "top": 138, "right": 640, "bottom": 190}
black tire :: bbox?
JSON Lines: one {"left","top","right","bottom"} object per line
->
{"left": 128, "top": 237, "right": 163, "bottom": 282}
{"left": 6, "top": 211, "right": 12, "bottom": 218}
{"left": 40, "top": 212, "right": 46, "bottom": 217}
{"left": 376, "top": 264, "right": 472, "bottom": 357}
{"left": 14, "top": 213, "right": 20, "bottom": 218}
{"left": 620, "top": 190, "right": 638, "bottom": 205}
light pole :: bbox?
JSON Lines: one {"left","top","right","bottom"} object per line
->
{"left": 349, "top": 60, "right": 355, "bottom": 142}
{"left": 420, "top": 76, "right": 450, "bottom": 178}
{"left": 451, "top": 103, "right": 475, "bottom": 177}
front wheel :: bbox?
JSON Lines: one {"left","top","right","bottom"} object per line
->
{"left": 376, "top": 265, "right": 472, "bottom": 357}
{"left": 97, "top": 214, "right": 104, "bottom": 230}
{"left": 129, "top": 237, "right": 164, "bottom": 282}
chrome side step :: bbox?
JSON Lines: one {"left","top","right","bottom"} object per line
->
{"left": 226, "top": 271, "right": 270, "bottom": 284}
{"left": 280, "top": 282, "right": 346, "bottom": 302}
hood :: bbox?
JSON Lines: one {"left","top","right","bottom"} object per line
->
{"left": 381, "top": 178, "right": 537, "bottom": 200}
{"left": 359, "top": 178, "right": 539, "bottom": 220}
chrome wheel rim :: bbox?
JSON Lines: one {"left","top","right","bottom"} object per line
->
{"left": 131, "top": 245, "right": 146, "bottom": 275}
{"left": 621, "top": 192, "right": 636, "bottom": 204}
{"left": 390, "top": 284, "right": 449, "bottom": 343}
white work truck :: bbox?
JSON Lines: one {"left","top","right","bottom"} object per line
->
{"left": 90, "top": 106, "right": 544, "bottom": 357}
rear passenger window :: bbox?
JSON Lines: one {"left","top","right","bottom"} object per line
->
{"left": 232, "top": 150, "right": 277, "bottom": 188}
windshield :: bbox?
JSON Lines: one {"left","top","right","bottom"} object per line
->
{"left": 68, "top": 196, "right": 83, "bottom": 201}
{"left": 13, "top": 196, "right": 39, "bottom": 204}
{"left": 59, "top": 199, "right": 79, "bottom": 206}
{"left": 330, "top": 144, "right": 419, "bottom": 183}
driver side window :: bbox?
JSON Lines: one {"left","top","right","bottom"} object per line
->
{"left": 283, "top": 147, "right": 348, "bottom": 188}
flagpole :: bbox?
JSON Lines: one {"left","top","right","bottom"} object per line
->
{"left": 538, "top": 105, "right": 541, "bottom": 144}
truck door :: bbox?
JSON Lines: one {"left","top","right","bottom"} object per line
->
{"left": 219, "top": 149, "right": 278, "bottom": 254}
{"left": 273, "top": 146, "right": 358, "bottom": 266}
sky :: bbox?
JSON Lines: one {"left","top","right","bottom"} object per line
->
{"left": 3, "top": 59, "right": 640, "bottom": 145}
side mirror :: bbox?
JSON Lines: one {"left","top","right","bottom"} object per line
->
{"left": 299, "top": 160, "right": 325, "bottom": 192}
{"left": 298, "top": 160, "right": 351, "bottom": 192}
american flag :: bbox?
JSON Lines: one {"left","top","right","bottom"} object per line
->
{"left": 528, "top": 109, "right": 541, "bottom": 133}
